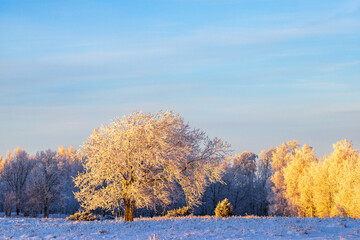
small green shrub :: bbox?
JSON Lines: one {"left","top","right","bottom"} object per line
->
{"left": 67, "top": 212, "right": 98, "bottom": 221}
{"left": 166, "top": 206, "right": 191, "bottom": 217}
{"left": 215, "top": 198, "right": 232, "bottom": 217}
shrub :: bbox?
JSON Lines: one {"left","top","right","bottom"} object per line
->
{"left": 215, "top": 198, "right": 232, "bottom": 217}
{"left": 67, "top": 212, "right": 98, "bottom": 221}
{"left": 166, "top": 206, "right": 191, "bottom": 217}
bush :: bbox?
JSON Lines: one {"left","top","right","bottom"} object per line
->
{"left": 67, "top": 212, "right": 98, "bottom": 221}
{"left": 166, "top": 206, "right": 191, "bottom": 217}
{"left": 215, "top": 198, "right": 232, "bottom": 217}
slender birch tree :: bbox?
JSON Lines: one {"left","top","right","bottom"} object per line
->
{"left": 74, "top": 111, "right": 230, "bottom": 222}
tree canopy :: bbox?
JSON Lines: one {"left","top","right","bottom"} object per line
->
{"left": 74, "top": 111, "right": 231, "bottom": 222}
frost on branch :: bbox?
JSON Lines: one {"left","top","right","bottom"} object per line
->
{"left": 74, "top": 111, "right": 231, "bottom": 222}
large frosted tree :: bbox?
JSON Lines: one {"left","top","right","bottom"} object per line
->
{"left": 74, "top": 111, "right": 230, "bottom": 222}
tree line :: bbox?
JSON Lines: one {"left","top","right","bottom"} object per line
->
{"left": 0, "top": 111, "right": 359, "bottom": 221}
{"left": 0, "top": 146, "right": 82, "bottom": 217}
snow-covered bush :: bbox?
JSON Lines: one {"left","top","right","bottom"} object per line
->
{"left": 215, "top": 198, "right": 232, "bottom": 217}
{"left": 67, "top": 212, "right": 98, "bottom": 221}
{"left": 166, "top": 206, "right": 191, "bottom": 217}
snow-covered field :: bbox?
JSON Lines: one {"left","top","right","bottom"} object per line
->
{"left": 0, "top": 216, "right": 360, "bottom": 239}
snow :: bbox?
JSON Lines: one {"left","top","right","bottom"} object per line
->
{"left": 0, "top": 216, "right": 359, "bottom": 239}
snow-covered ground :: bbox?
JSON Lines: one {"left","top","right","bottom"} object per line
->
{"left": 0, "top": 215, "right": 360, "bottom": 239}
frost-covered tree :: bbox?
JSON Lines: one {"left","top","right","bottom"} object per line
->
{"left": 269, "top": 140, "right": 299, "bottom": 216}
{"left": 283, "top": 144, "right": 318, "bottom": 217}
{"left": 198, "top": 156, "right": 230, "bottom": 215}
{"left": 201, "top": 152, "right": 260, "bottom": 216}
{"left": 27, "top": 150, "right": 63, "bottom": 218}
{"left": 310, "top": 139, "right": 359, "bottom": 218}
{"left": 20, "top": 146, "right": 82, "bottom": 217}
{"left": 0, "top": 155, "right": 7, "bottom": 213}
{"left": 335, "top": 152, "right": 360, "bottom": 218}
{"left": 0, "top": 156, "right": 4, "bottom": 170}
{"left": 268, "top": 139, "right": 360, "bottom": 219}
{"left": 230, "top": 152, "right": 257, "bottom": 215}
{"left": 74, "top": 111, "right": 230, "bottom": 222}
{"left": 2, "top": 147, "right": 35, "bottom": 215}
{"left": 255, "top": 147, "right": 275, "bottom": 216}
{"left": 56, "top": 146, "right": 83, "bottom": 214}
{"left": 257, "top": 148, "right": 274, "bottom": 187}
{"left": 324, "top": 139, "right": 359, "bottom": 217}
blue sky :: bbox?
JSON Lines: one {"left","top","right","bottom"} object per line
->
{"left": 1, "top": 0, "right": 360, "bottom": 157}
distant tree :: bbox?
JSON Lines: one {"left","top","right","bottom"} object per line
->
{"left": 28, "top": 150, "right": 63, "bottom": 218}
{"left": 202, "top": 151, "right": 260, "bottom": 216}
{"left": 297, "top": 161, "right": 318, "bottom": 217}
{"left": 283, "top": 144, "right": 318, "bottom": 217}
{"left": 258, "top": 148, "right": 274, "bottom": 187}
{"left": 74, "top": 111, "right": 230, "bottom": 222}
{"left": 57, "top": 146, "right": 83, "bottom": 214}
{"left": 0, "top": 161, "right": 3, "bottom": 212}
{"left": 0, "top": 156, "right": 4, "bottom": 170}
{"left": 201, "top": 179, "right": 227, "bottom": 215}
{"left": 255, "top": 147, "right": 275, "bottom": 216}
{"left": 200, "top": 157, "right": 230, "bottom": 215}
{"left": 325, "top": 140, "right": 359, "bottom": 217}
{"left": 58, "top": 146, "right": 67, "bottom": 157}
{"left": 269, "top": 140, "right": 299, "bottom": 216}
{"left": 335, "top": 152, "right": 360, "bottom": 218}
{"left": 311, "top": 140, "right": 359, "bottom": 218}
{"left": 230, "top": 152, "right": 257, "bottom": 215}
{"left": 270, "top": 139, "right": 360, "bottom": 219}
{"left": 58, "top": 145, "right": 75, "bottom": 161}
{"left": 2, "top": 147, "right": 34, "bottom": 215}
{"left": 0, "top": 154, "right": 13, "bottom": 215}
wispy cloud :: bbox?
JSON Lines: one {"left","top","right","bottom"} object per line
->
{"left": 322, "top": 61, "right": 360, "bottom": 72}
{"left": 45, "top": 48, "right": 173, "bottom": 64}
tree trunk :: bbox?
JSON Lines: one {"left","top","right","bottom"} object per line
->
{"left": 16, "top": 206, "right": 20, "bottom": 216}
{"left": 124, "top": 198, "right": 135, "bottom": 222}
{"left": 44, "top": 205, "right": 49, "bottom": 218}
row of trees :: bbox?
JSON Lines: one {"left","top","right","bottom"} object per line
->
{"left": 1, "top": 111, "right": 359, "bottom": 221}
{"left": 201, "top": 139, "right": 360, "bottom": 219}
{"left": 270, "top": 139, "right": 360, "bottom": 218}
{"left": 197, "top": 150, "right": 272, "bottom": 216}
{"left": 0, "top": 146, "right": 82, "bottom": 217}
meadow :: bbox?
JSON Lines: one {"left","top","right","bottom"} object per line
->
{"left": 0, "top": 215, "right": 359, "bottom": 239}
